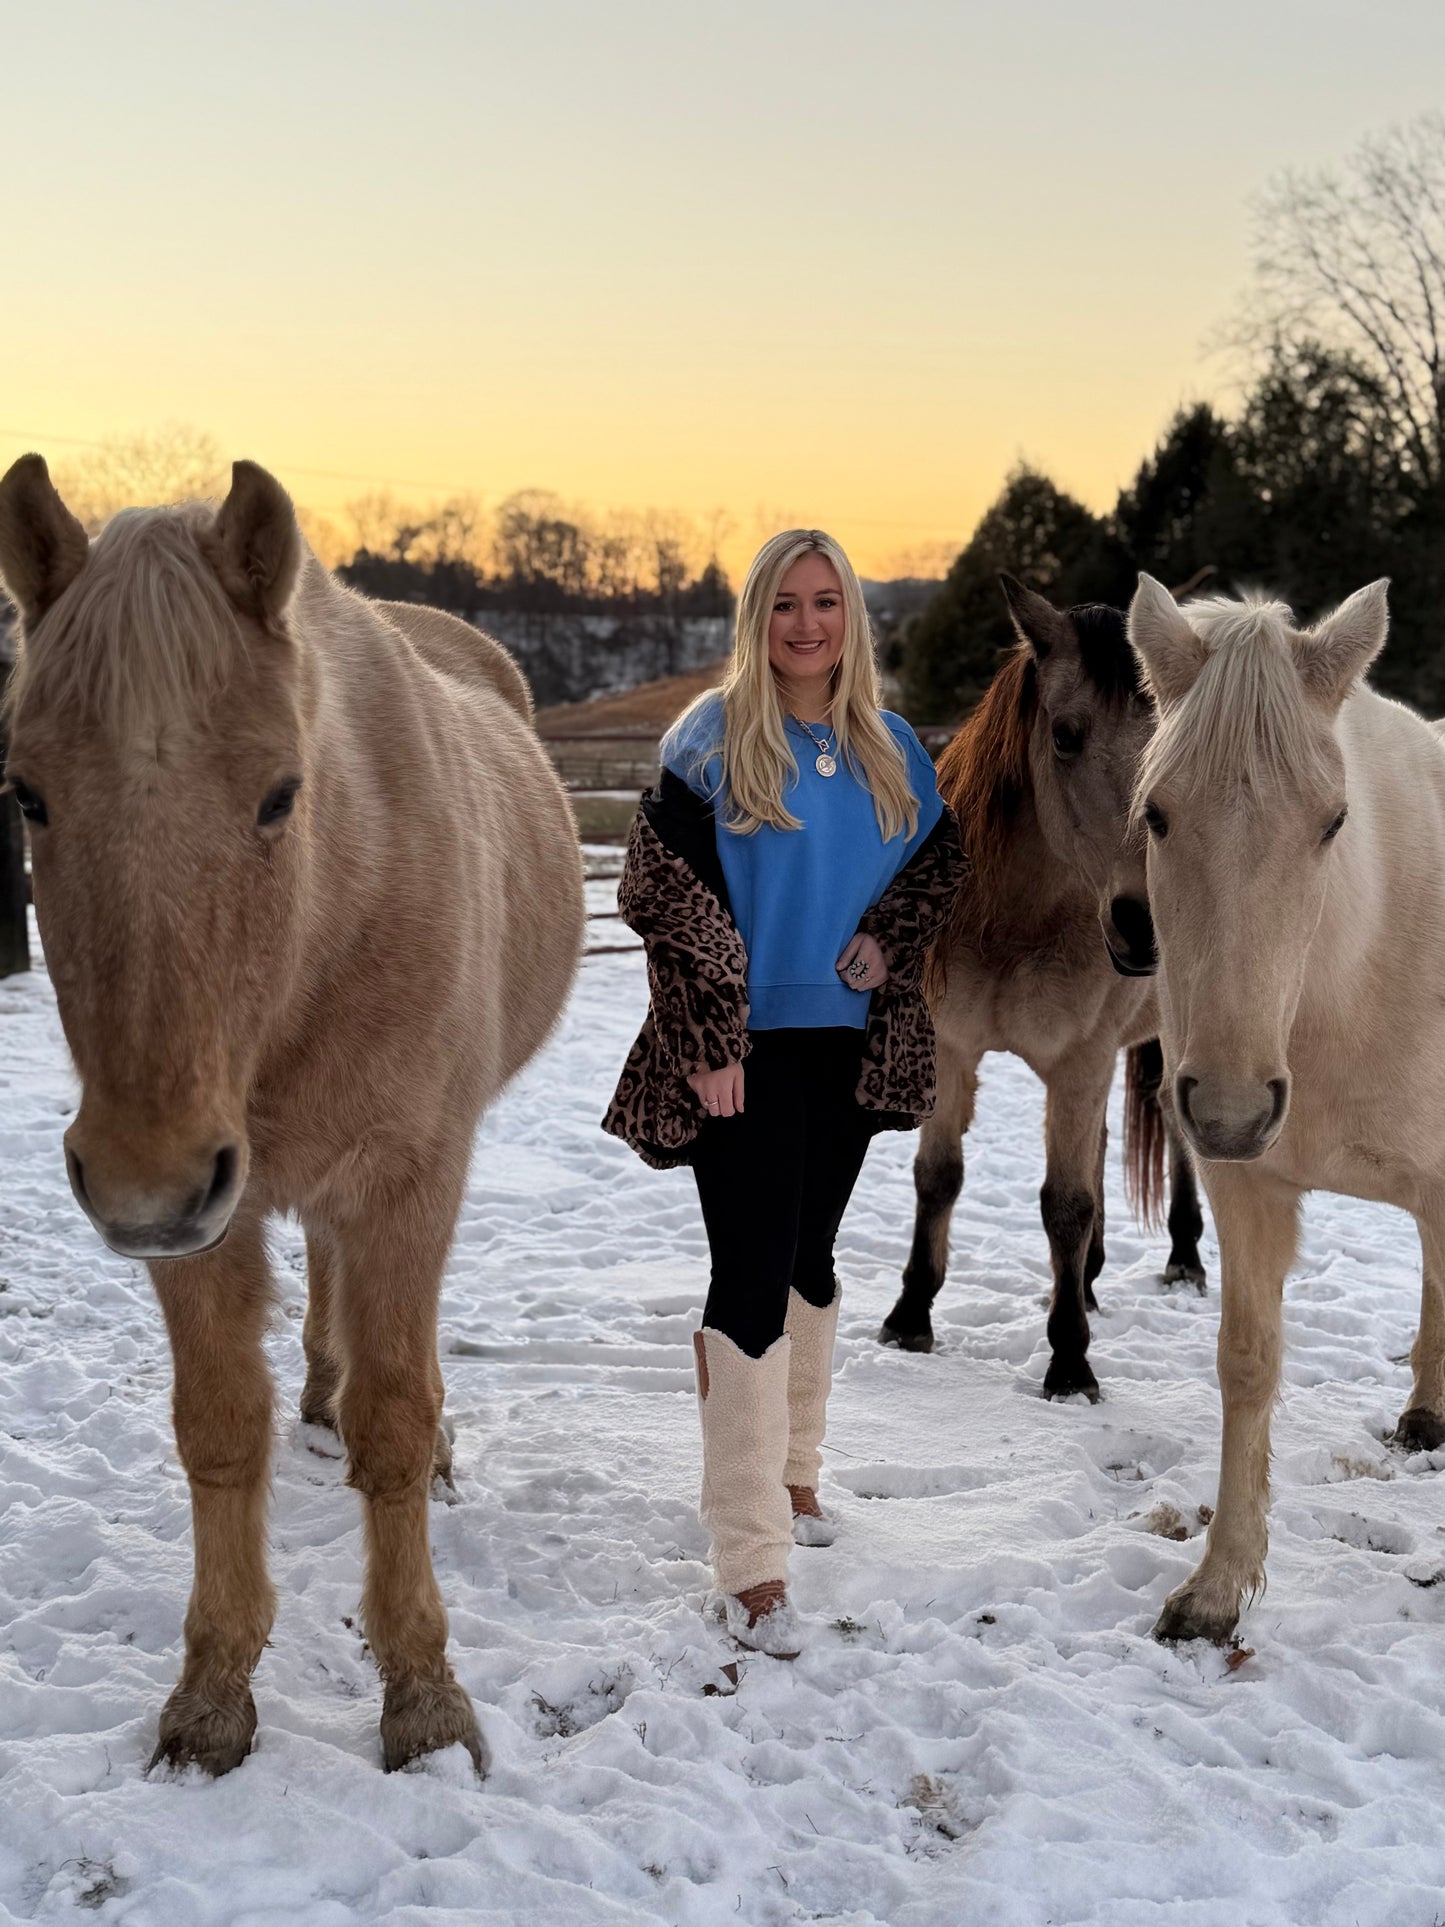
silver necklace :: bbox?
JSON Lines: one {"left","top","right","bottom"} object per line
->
{"left": 792, "top": 713, "right": 837, "bottom": 778}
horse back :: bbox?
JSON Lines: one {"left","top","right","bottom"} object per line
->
{"left": 375, "top": 600, "right": 534, "bottom": 722}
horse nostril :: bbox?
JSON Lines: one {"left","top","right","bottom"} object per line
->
{"left": 66, "top": 1148, "right": 90, "bottom": 1210}
{"left": 204, "top": 1145, "right": 240, "bottom": 1216}
{"left": 1266, "top": 1079, "right": 1288, "bottom": 1128}
{"left": 1110, "top": 895, "right": 1155, "bottom": 958}
{"left": 1175, "top": 1075, "right": 1197, "bottom": 1125}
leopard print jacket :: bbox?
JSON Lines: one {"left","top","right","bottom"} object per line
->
{"left": 601, "top": 788, "right": 969, "bottom": 1169}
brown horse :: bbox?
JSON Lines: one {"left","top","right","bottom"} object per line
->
{"left": 0, "top": 455, "right": 584, "bottom": 1776}
{"left": 879, "top": 578, "right": 1205, "bottom": 1397}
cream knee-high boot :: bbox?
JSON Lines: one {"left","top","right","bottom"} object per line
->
{"left": 693, "top": 1327, "right": 799, "bottom": 1652}
{"left": 783, "top": 1286, "right": 840, "bottom": 1546}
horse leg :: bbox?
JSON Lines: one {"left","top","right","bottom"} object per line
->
{"left": 1154, "top": 1165, "right": 1298, "bottom": 1644}
{"left": 1038, "top": 1049, "right": 1113, "bottom": 1400}
{"left": 148, "top": 1214, "right": 276, "bottom": 1775}
{"left": 1083, "top": 1114, "right": 1107, "bottom": 1314}
{"left": 1397, "top": 1205, "right": 1445, "bottom": 1450}
{"left": 332, "top": 1181, "right": 486, "bottom": 1775}
{"left": 879, "top": 1039, "right": 978, "bottom": 1352}
{"left": 1163, "top": 1124, "right": 1207, "bottom": 1290}
{"left": 300, "top": 1226, "right": 340, "bottom": 1428}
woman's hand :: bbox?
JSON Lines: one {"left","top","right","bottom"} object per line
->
{"left": 688, "top": 1061, "right": 745, "bottom": 1118}
{"left": 836, "top": 931, "right": 889, "bottom": 993}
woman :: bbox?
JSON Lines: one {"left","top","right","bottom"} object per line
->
{"left": 603, "top": 529, "right": 967, "bottom": 1654}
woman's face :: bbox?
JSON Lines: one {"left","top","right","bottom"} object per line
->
{"left": 767, "top": 553, "right": 847, "bottom": 692}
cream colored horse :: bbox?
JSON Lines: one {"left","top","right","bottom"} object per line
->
{"left": 0, "top": 455, "right": 584, "bottom": 1773}
{"left": 1127, "top": 572, "right": 1445, "bottom": 1643}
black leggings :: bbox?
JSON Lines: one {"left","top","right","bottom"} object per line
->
{"left": 690, "top": 1028, "right": 875, "bottom": 1357}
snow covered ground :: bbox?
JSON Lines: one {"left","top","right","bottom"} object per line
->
{"left": 4, "top": 915, "right": 1445, "bottom": 1925}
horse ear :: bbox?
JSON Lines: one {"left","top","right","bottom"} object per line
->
{"left": 1127, "top": 573, "right": 1207, "bottom": 706}
{"left": 210, "top": 461, "right": 301, "bottom": 623}
{"left": 998, "top": 573, "right": 1072, "bottom": 660}
{"left": 1296, "top": 579, "right": 1389, "bottom": 708}
{"left": 0, "top": 454, "right": 89, "bottom": 629}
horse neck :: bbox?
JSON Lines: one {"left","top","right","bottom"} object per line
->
{"left": 1299, "top": 688, "right": 1439, "bottom": 1027}
{"left": 944, "top": 733, "right": 1099, "bottom": 952}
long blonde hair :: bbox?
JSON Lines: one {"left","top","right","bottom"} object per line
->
{"left": 681, "top": 528, "right": 918, "bottom": 840}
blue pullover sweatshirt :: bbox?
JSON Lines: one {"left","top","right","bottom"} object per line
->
{"left": 660, "top": 692, "right": 943, "bottom": 1031}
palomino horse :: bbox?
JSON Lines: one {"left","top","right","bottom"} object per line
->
{"left": 879, "top": 578, "right": 1205, "bottom": 1398}
{"left": 0, "top": 456, "right": 584, "bottom": 1773}
{"left": 1126, "top": 574, "right": 1441, "bottom": 1642}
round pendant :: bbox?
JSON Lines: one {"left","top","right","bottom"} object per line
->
{"left": 815, "top": 753, "right": 837, "bottom": 778}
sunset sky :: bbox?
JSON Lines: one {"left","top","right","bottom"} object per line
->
{"left": 6, "top": 1, "right": 1445, "bottom": 578}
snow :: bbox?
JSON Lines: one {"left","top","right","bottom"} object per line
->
{"left": 3, "top": 923, "right": 1445, "bottom": 1924}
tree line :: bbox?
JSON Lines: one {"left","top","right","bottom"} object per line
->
{"left": 903, "top": 116, "right": 1445, "bottom": 720}
{"left": 337, "top": 489, "right": 733, "bottom": 619}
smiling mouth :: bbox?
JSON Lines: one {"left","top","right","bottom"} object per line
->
{"left": 786, "top": 639, "right": 828, "bottom": 652}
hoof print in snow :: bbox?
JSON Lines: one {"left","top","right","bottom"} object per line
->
{"left": 903, "top": 1773, "right": 974, "bottom": 1848}
{"left": 1392, "top": 1407, "right": 1445, "bottom": 1454}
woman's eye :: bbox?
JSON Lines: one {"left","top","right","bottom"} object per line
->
{"left": 257, "top": 779, "right": 302, "bottom": 828}
{"left": 1322, "top": 806, "right": 1347, "bottom": 843}
{"left": 1143, "top": 801, "right": 1169, "bottom": 840}
{"left": 8, "top": 780, "right": 47, "bottom": 826}
{"left": 1051, "top": 722, "right": 1084, "bottom": 758}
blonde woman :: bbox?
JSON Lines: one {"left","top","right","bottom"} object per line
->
{"left": 604, "top": 530, "right": 967, "bottom": 1654}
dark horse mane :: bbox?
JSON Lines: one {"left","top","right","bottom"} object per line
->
{"left": 934, "top": 603, "right": 1141, "bottom": 944}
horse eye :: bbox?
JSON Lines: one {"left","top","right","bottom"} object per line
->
{"left": 257, "top": 779, "right": 301, "bottom": 828}
{"left": 1143, "top": 801, "right": 1169, "bottom": 840}
{"left": 7, "top": 780, "right": 48, "bottom": 827}
{"left": 1322, "top": 806, "right": 1347, "bottom": 843}
{"left": 1051, "top": 721, "right": 1085, "bottom": 759}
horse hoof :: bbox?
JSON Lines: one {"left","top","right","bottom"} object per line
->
{"left": 1393, "top": 1407, "right": 1445, "bottom": 1452}
{"left": 877, "top": 1321, "right": 934, "bottom": 1353}
{"left": 1153, "top": 1588, "right": 1239, "bottom": 1646}
{"left": 1042, "top": 1359, "right": 1100, "bottom": 1403}
{"left": 149, "top": 1682, "right": 257, "bottom": 1776}
{"left": 299, "top": 1381, "right": 338, "bottom": 1430}
{"left": 1163, "top": 1260, "right": 1207, "bottom": 1294}
{"left": 381, "top": 1675, "right": 488, "bottom": 1776}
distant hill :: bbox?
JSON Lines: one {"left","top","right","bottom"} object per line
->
{"left": 534, "top": 660, "right": 727, "bottom": 739}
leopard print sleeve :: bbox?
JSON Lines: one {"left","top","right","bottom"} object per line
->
{"left": 857, "top": 804, "right": 969, "bottom": 993}
{"left": 617, "top": 809, "right": 750, "bottom": 1077}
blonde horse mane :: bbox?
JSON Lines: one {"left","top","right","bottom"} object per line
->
{"left": 1134, "top": 594, "right": 1338, "bottom": 815}
{"left": 6, "top": 504, "right": 251, "bottom": 736}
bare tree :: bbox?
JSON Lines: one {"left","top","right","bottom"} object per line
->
{"left": 55, "top": 423, "right": 227, "bottom": 530}
{"left": 1245, "top": 115, "right": 1445, "bottom": 489}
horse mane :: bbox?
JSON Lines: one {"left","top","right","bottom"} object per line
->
{"left": 933, "top": 602, "right": 1140, "bottom": 954}
{"left": 935, "top": 646, "right": 1037, "bottom": 943}
{"left": 1135, "top": 594, "right": 1336, "bottom": 814}
{"left": 8, "top": 504, "right": 249, "bottom": 736}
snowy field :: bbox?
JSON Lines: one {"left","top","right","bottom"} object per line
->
{"left": 4, "top": 918, "right": 1445, "bottom": 1925}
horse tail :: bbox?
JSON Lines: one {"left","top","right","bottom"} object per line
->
{"left": 1124, "top": 1039, "right": 1167, "bottom": 1230}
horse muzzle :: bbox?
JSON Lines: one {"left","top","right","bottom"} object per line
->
{"left": 64, "top": 1136, "right": 247, "bottom": 1260}
{"left": 1175, "top": 1071, "right": 1289, "bottom": 1163}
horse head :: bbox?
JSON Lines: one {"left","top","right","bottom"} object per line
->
{"left": 1127, "top": 572, "right": 1387, "bottom": 1163}
{"left": 0, "top": 455, "right": 310, "bottom": 1257}
{"left": 999, "top": 575, "right": 1158, "bottom": 974}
